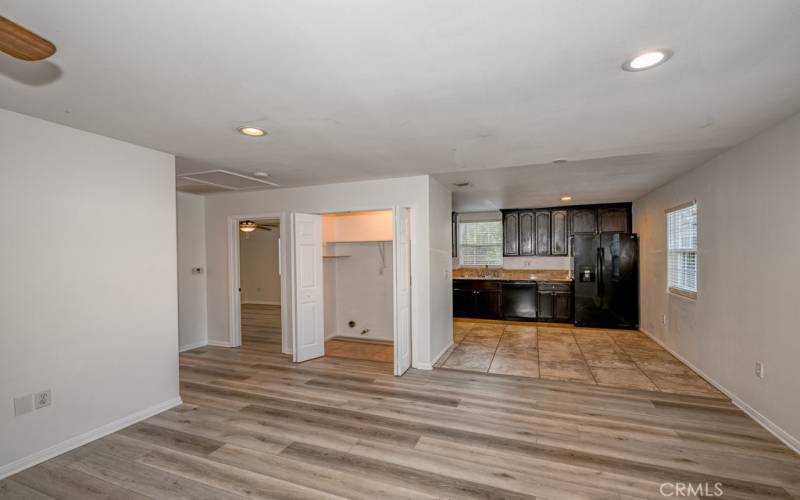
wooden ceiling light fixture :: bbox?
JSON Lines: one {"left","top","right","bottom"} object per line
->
{"left": 0, "top": 16, "right": 56, "bottom": 61}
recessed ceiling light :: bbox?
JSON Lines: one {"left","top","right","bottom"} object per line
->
{"left": 552, "top": 159, "right": 568, "bottom": 164}
{"left": 252, "top": 172, "right": 269, "bottom": 178}
{"left": 622, "top": 49, "right": 673, "bottom": 72}
{"left": 238, "top": 126, "right": 266, "bottom": 137}
{"left": 561, "top": 196, "right": 573, "bottom": 201}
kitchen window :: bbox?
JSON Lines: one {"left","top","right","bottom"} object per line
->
{"left": 459, "top": 220, "right": 503, "bottom": 266}
{"left": 666, "top": 202, "right": 698, "bottom": 298}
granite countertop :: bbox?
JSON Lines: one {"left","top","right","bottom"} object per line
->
{"left": 453, "top": 269, "right": 573, "bottom": 282}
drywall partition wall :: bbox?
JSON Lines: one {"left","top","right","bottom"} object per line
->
{"left": 428, "top": 176, "right": 454, "bottom": 366}
{"left": 634, "top": 110, "right": 800, "bottom": 451}
{"left": 239, "top": 225, "right": 281, "bottom": 305}
{"left": 326, "top": 242, "right": 394, "bottom": 341}
{"left": 323, "top": 258, "right": 338, "bottom": 338}
{"left": 0, "top": 109, "right": 179, "bottom": 477}
{"left": 203, "top": 175, "right": 435, "bottom": 367}
{"left": 177, "top": 192, "right": 208, "bottom": 351}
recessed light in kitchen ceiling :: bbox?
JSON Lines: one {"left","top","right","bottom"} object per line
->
{"left": 622, "top": 49, "right": 673, "bottom": 72}
{"left": 561, "top": 196, "right": 573, "bottom": 201}
{"left": 238, "top": 126, "right": 267, "bottom": 137}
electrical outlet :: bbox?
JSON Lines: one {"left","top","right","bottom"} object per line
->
{"left": 754, "top": 362, "right": 765, "bottom": 379}
{"left": 14, "top": 394, "right": 34, "bottom": 416}
{"left": 34, "top": 389, "right": 52, "bottom": 409}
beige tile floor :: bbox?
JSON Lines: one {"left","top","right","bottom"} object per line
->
{"left": 440, "top": 319, "right": 723, "bottom": 397}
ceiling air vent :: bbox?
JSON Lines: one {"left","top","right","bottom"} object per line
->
{"left": 177, "top": 169, "right": 279, "bottom": 193}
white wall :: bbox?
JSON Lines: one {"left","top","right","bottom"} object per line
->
{"left": 239, "top": 226, "right": 281, "bottom": 305}
{"left": 0, "top": 109, "right": 179, "bottom": 476}
{"left": 202, "top": 176, "right": 439, "bottom": 367}
{"left": 428, "top": 177, "right": 454, "bottom": 365}
{"left": 634, "top": 111, "right": 800, "bottom": 451}
{"left": 177, "top": 192, "right": 207, "bottom": 350}
{"left": 325, "top": 242, "right": 394, "bottom": 342}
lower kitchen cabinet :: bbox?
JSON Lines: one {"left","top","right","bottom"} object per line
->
{"left": 453, "top": 280, "right": 501, "bottom": 319}
{"left": 454, "top": 280, "right": 571, "bottom": 322}
{"left": 537, "top": 282, "right": 573, "bottom": 322}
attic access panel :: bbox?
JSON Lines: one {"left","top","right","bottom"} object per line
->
{"left": 177, "top": 169, "right": 279, "bottom": 192}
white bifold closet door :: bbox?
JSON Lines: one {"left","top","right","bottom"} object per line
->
{"left": 291, "top": 213, "right": 325, "bottom": 362}
{"left": 393, "top": 207, "right": 412, "bottom": 376}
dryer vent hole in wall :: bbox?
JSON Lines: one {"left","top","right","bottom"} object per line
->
{"left": 347, "top": 320, "right": 370, "bottom": 336}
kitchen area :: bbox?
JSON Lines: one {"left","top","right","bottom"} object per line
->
{"left": 452, "top": 203, "right": 638, "bottom": 328}
{"left": 441, "top": 202, "right": 719, "bottom": 396}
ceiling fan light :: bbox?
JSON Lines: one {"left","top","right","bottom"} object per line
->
{"left": 239, "top": 221, "right": 258, "bottom": 232}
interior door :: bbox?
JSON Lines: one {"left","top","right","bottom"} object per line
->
{"left": 393, "top": 207, "right": 412, "bottom": 376}
{"left": 291, "top": 213, "right": 325, "bottom": 362}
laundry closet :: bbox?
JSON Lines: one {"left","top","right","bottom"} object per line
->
{"left": 321, "top": 210, "right": 394, "bottom": 362}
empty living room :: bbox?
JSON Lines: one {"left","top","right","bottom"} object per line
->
{"left": 2, "top": 1, "right": 799, "bottom": 498}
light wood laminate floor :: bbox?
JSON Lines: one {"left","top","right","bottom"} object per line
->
{"left": 2, "top": 309, "right": 799, "bottom": 499}
{"left": 440, "top": 319, "right": 723, "bottom": 398}
{"left": 244, "top": 303, "right": 393, "bottom": 363}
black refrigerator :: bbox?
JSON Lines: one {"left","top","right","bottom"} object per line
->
{"left": 573, "top": 233, "right": 639, "bottom": 328}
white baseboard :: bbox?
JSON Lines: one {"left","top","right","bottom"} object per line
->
{"left": 414, "top": 340, "right": 454, "bottom": 371}
{"left": 207, "top": 340, "right": 232, "bottom": 347}
{"left": 640, "top": 328, "right": 800, "bottom": 455}
{"left": 242, "top": 300, "right": 280, "bottom": 306}
{"left": 0, "top": 396, "right": 182, "bottom": 480}
{"left": 179, "top": 340, "right": 207, "bottom": 352}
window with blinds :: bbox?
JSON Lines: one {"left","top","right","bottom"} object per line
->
{"left": 459, "top": 221, "right": 503, "bottom": 266}
{"left": 667, "top": 202, "right": 698, "bottom": 298}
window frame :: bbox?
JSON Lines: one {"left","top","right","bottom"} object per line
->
{"left": 458, "top": 220, "right": 504, "bottom": 267}
{"left": 665, "top": 201, "right": 698, "bottom": 300}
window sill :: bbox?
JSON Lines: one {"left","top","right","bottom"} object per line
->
{"left": 668, "top": 287, "right": 697, "bottom": 300}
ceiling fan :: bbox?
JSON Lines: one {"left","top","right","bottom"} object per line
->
{"left": 0, "top": 16, "right": 56, "bottom": 61}
{"left": 239, "top": 221, "right": 278, "bottom": 233}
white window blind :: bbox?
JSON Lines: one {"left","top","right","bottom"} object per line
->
{"left": 667, "top": 202, "right": 697, "bottom": 298}
{"left": 459, "top": 221, "right": 503, "bottom": 266}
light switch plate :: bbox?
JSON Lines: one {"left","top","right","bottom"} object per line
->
{"left": 14, "top": 394, "right": 34, "bottom": 416}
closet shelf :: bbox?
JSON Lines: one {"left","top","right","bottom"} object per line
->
{"left": 323, "top": 255, "right": 352, "bottom": 258}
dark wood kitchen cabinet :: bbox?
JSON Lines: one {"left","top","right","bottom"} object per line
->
{"left": 518, "top": 211, "right": 535, "bottom": 256}
{"left": 570, "top": 208, "right": 597, "bottom": 234}
{"left": 598, "top": 207, "right": 630, "bottom": 233}
{"left": 454, "top": 279, "right": 571, "bottom": 322}
{"left": 452, "top": 280, "right": 501, "bottom": 319}
{"left": 551, "top": 209, "right": 568, "bottom": 256}
{"left": 537, "top": 282, "right": 572, "bottom": 322}
{"left": 535, "top": 210, "right": 551, "bottom": 256}
{"left": 503, "top": 211, "right": 519, "bottom": 256}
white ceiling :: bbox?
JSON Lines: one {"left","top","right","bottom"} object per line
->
{"left": 2, "top": 1, "right": 800, "bottom": 202}
{"left": 436, "top": 148, "right": 724, "bottom": 211}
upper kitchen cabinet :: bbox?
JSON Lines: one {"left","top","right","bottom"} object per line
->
{"left": 518, "top": 211, "right": 535, "bottom": 256}
{"left": 535, "top": 210, "right": 551, "bottom": 256}
{"left": 598, "top": 207, "right": 630, "bottom": 233}
{"left": 551, "top": 209, "right": 568, "bottom": 256}
{"left": 498, "top": 203, "right": 631, "bottom": 258}
{"left": 570, "top": 208, "right": 597, "bottom": 234}
{"left": 503, "top": 211, "right": 519, "bottom": 256}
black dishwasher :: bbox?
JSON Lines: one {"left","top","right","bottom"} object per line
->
{"left": 501, "top": 282, "right": 538, "bottom": 320}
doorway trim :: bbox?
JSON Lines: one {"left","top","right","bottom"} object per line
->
{"left": 227, "top": 212, "right": 288, "bottom": 351}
